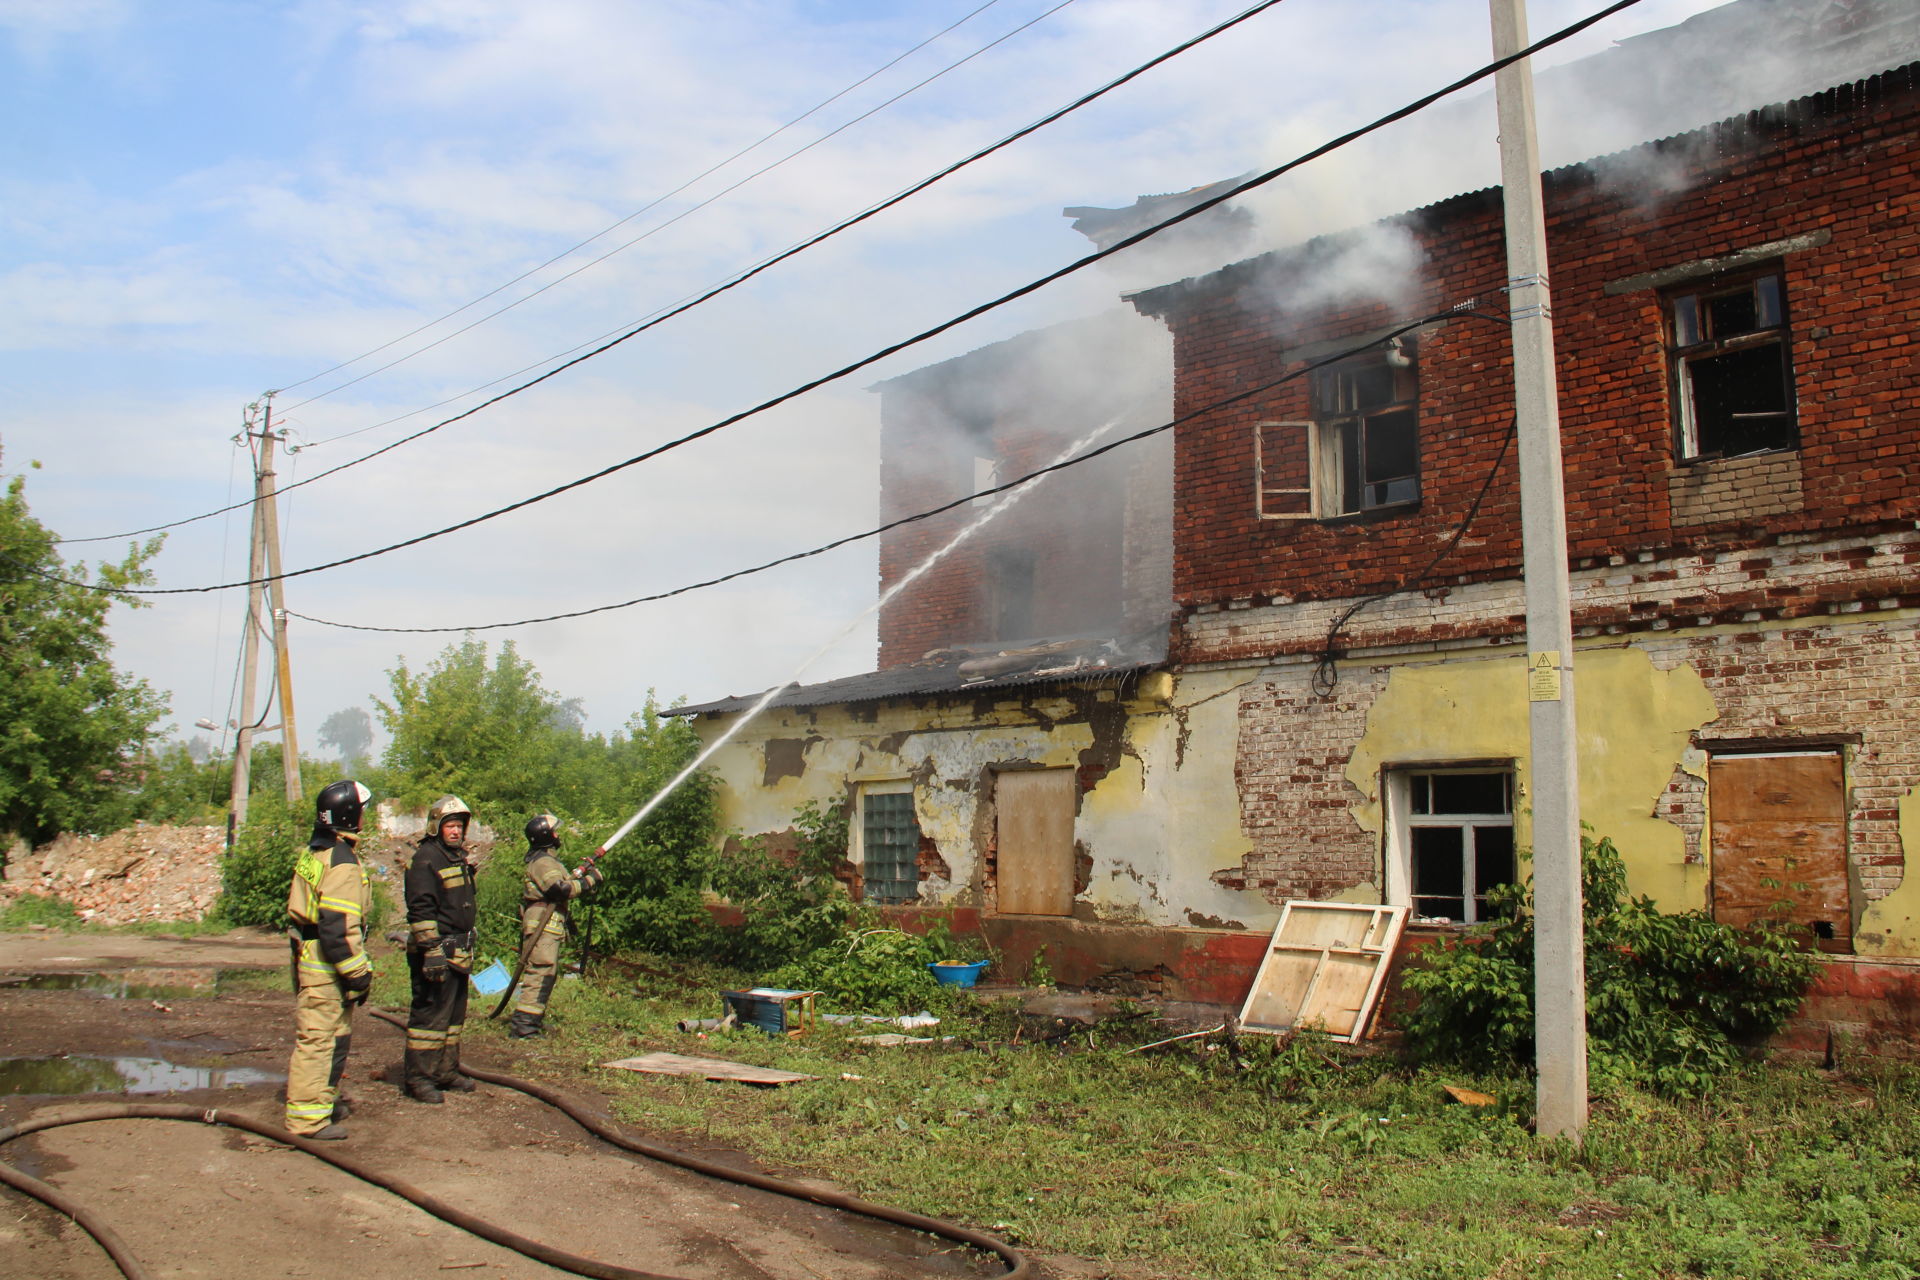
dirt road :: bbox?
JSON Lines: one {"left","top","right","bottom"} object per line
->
{"left": 0, "top": 929, "right": 1015, "bottom": 1280}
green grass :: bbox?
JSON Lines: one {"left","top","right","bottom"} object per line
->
{"left": 0, "top": 891, "right": 251, "bottom": 937}
{"left": 453, "top": 953, "right": 1920, "bottom": 1280}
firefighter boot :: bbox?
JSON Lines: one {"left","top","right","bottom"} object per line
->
{"left": 441, "top": 1042, "right": 475, "bottom": 1092}
{"left": 403, "top": 1048, "right": 445, "bottom": 1104}
{"left": 508, "top": 1010, "right": 545, "bottom": 1039}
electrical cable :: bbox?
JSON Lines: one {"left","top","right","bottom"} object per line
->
{"left": 1309, "top": 405, "right": 1520, "bottom": 697}
{"left": 50, "top": 0, "right": 1292, "bottom": 547}
{"left": 0, "top": 1009, "right": 1030, "bottom": 1280}
{"left": 281, "top": 0, "right": 1081, "bottom": 413}
{"left": 286, "top": 307, "right": 1507, "bottom": 633}
{"left": 273, "top": 0, "right": 1011, "bottom": 400}
{"left": 42, "top": 0, "right": 1647, "bottom": 586}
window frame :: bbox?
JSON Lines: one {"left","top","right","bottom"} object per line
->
{"left": 1383, "top": 766, "right": 1517, "bottom": 925}
{"left": 1255, "top": 346, "right": 1420, "bottom": 521}
{"left": 854, "top": 780, "right": 920, "bottom": 905}
{"left": 1664, "top": 266, "right": 1798, "bottom": 461}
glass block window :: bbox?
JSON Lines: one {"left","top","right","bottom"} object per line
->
{"left": 861, "top": 789, "right": 920, "bottom": 905}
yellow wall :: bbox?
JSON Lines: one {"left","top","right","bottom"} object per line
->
{"left": 1347, "top": 646, "right": 1718, "bottom": 910}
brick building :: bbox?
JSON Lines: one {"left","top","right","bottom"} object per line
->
{"left": 676, "top": 31, "right": 1920, "bottom": 1037}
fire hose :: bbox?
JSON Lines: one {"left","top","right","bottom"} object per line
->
{"left": 0, "top": 1006, "right": 1030, "bottom": 1280}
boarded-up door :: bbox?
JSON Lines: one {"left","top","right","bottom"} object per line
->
{"left": 1709, "top": 751, "right": 1851, "bottom": 952}
{"left": 996, "top": 769, "right": 1075, "bottom": 916}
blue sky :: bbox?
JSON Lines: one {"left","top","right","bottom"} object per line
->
{"left": 2, "top": 0, "right": 1739, "bottom": 759}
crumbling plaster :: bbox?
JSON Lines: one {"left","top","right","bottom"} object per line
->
{"left": 1344, "top": 645, "right": 1719, "bottom": 909}
{"left": 695, "top": 671, "right": 1271, "bottom": 930}
{"left": 1859, "top": 784, "right": 1920, "bottom": 956}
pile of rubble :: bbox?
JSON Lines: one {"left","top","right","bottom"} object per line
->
{"left": 1, "top": 823, "right": 226, "bottom": 924}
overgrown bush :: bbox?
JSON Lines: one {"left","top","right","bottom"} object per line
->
{"left": 1401, "top": 833, "right": 1821, "bottom": 1094}
{"left": 710, "top": 816, "right": 854, "bottom": 971}
{"left": 767, "top": 925, "right": 950, "bottom": 1014}
{"left": 216, "top": 794, "right": 303, "bottom": 927}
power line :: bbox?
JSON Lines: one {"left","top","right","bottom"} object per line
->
{"left": 280, "top": 1, "right": 1080, "bottom": 411}
{"left": 271, "top": 0, "right": 1010, "bottom": 398}
{"left": 284, "top": 308, "right": 1512, "bottom": 634}
{"left": 54, "top": 0, "right": 1284, "bottom": 548}
{"left": 47, "top": 0, "right": 1649, "bottom": 593}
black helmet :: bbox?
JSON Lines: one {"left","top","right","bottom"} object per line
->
{"left": 317, "top": 780, "right": 373, "bottom": 833}
{"left": 525, "top": 812, "right": 561, "bottom": 849}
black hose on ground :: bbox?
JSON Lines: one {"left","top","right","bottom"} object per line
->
{"left": 0, "top": 1007, "right": 1030, "bottom": 1280}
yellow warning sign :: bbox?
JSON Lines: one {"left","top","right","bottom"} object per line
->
{"left": 1527, "top": 651, "right": 1562, "bottom": 702}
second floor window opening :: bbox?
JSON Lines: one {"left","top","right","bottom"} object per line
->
{"left": 1666, "top": 268, "right": 1798, "bottom": 459}
{"left": 1311, "top": 346, "right": 1420, "bottom": 515}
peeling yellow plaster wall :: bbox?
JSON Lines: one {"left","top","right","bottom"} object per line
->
{"left": 1857, "top": 785, "right": 1920, "bottom": 956}
{"left": 1347, "top": 646, "right": 1718, "bottom": 909}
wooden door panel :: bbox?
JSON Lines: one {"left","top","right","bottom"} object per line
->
{"left": 1709, "top": 754, "right": 1850, "bottom": 950}
{"left": 996, "top": 770, "right": 1075, "bottom": 916}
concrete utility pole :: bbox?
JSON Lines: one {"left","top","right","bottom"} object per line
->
{"left": 1489, "top": 0, "right": 1587, "bottom": 1140}
{"left": 226, "top": 395, "right": 304, "bottom": 849}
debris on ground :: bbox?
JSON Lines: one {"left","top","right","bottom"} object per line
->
{"left": 0, "top": 824, "right": 223, "bottom": 923}
{"left": 601, "top": 1052, "right": 816, "bottom": 1086}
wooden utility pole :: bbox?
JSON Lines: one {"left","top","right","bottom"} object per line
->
{"left": 1489, "top": 0, "right": 1587, "bottom": 1140}
{"left": 226, "top": 395, "right": 304, "bottom": 849}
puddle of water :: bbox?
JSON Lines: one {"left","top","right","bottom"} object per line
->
{"left": 0, "top": 1055, "right": 282, "bottom": 1097}
{"left": 0, "top": 968, "right": 224, "bottom": 1000}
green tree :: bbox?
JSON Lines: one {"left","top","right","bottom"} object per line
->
{"left": 316, "top": 706, "right": 373, "bottom": 769}
{"left": 375, "top": 638, "right": 566, "bottom": 813}
{"left": 0, "top": 457, "right": 168, "bottom": 845}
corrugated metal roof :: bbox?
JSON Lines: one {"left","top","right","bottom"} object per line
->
{"left": 668, "top": 640, "right": 1162, "bottom": 717}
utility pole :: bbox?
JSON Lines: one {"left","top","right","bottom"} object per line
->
{"left": 1489, "top": 0, "right": 1587, "bottom": 1140}
{"left": 226, "top": 394, "right": 304, "bottom": 849}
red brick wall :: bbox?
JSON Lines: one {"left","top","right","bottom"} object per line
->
{"left": 1135, "top": 66, "right": 1920, "bottom": 632}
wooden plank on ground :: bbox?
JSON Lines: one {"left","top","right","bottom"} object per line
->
{"left": 601, "top": 1053, "right": 816, "bottom": 1085}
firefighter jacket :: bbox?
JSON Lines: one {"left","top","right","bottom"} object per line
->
{"left": 406, "top": 835, "right": 478, "bottom": 970}
{"left": 287, "top": 832, "right": 372, "bottom": 988}
{"left": 521, "top": 848, "right": 592, "bottom": 928}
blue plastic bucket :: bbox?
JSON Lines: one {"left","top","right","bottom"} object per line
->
{"left": 471, "top": 960, "right": 511, "bottom": 996}
{"left": 928, "top": 960, "right": 989, "bottom": 988}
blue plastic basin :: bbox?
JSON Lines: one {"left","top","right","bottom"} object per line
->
{"left": 928, "top": 960, "right": 989, "bottom": 988}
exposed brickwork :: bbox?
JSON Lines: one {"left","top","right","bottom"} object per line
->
{"left": 1667, "top": 451, "right": 1805, "bottom": 526}
{"left": 1132, "top": 65, "right": 1920, "bottom": 621}
{"left": 1152, "top": 69, "right": 1920, "bottom": 932}
{"left": 873, "top": 312, "right": 1172, "bottom": 668}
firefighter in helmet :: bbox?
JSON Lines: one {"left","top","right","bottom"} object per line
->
{"left": 509, "top": 812, "right": 604, "bottom": 1038}
{"left": 403, "top": 795, "right": 479, "bottom": 1102}
{"left": 285, "top": 779, "right": 375, "bottom": 1139}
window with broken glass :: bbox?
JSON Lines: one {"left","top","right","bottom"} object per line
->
{"left": 1311, "top": 349, "right": 1419, "bottom": 516}
{"left": 1667, "top": 268, "right": 1798, "bottom": 459}
{"left": 860, "top": 788, "right": 920, "bottom": 904}
{"left": 1390, "top": 769, "right": 1515, "bottom": 924}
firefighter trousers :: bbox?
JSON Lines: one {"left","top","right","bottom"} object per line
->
{"left": 286, "top": 980, "right": 353, "bottom": 1134}
{"left": 509, "top": 912, "right": 566, "bottom": 1034}
{"left": 405, "top": 950, "right": 469, "bottom": 1088}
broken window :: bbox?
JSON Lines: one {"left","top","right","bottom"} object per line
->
{"left": 1258, "top": 346, "right": 1420, "bottom": 520}
{"left": 857, "top": 783, "right": 919, "bottom": 904}
{"left": 1312, "top": 346, "right": 1420, "bottom": 516}
{"left": 1667, "top": 268, "right": 1797, "bottom": 459}
{"left": 986, "top": 546, "right": 1035, "bottom": 641}
{"left": 1387, "top": 768, "right": 1515, "bottom": 924}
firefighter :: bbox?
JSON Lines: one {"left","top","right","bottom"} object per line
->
{"left": 509, "top": 813, "right": 604, "bottom": 1038}
{"left": 285, "top": 779, "right": 375, "bottom": 1140}
{"left": 403, "top": 795, "right": 479, "bottom": 1103}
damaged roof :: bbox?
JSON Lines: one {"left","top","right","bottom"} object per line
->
{"left": 667, "top": 635, "right": 1162, "bottom": 718}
